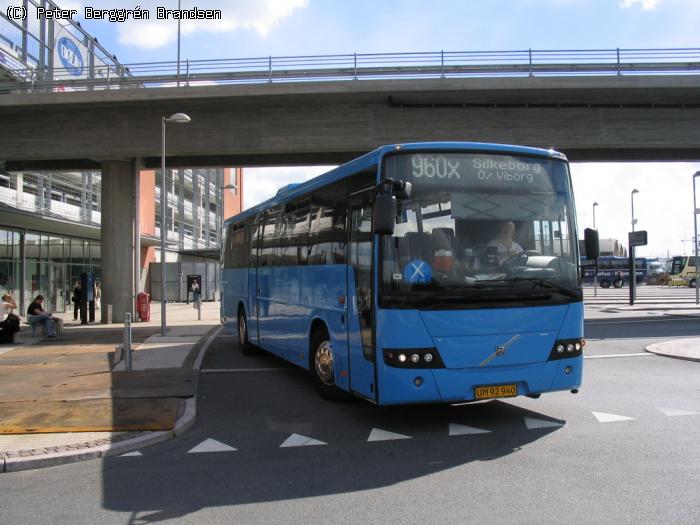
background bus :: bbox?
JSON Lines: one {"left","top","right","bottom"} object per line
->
{"left": 221, "top": 142, "right": 585, "bottom": 405}
{"left": 668, "top": 256, "right": 698, "bottom": 287}
{"left": 580, "top": 255, "right": 647, "bottom": 288}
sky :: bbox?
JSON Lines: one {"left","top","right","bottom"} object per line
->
{"left": 5, "top": 0, "right": 700, "bottom": 257}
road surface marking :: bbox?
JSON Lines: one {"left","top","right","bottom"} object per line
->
{"left": 658, "top": 408, "right": 699, "bottom": 417}
{"left": 119, "top": 451, "right": 142, "bottom": 457}
{"left": 280, "top": 433, "right": 327, "bottom": 447}
{"left": 367, "top": 428, "right": 411, "bottom": 442}
{"left": 524, "top": 417, "right": 564, "bottom": 429}
{"left": 201, "top": 368, "right": 291, "bottom": 373}
{"left": 448, "top": 423, "right": 491, "bottom": 436}
{"left": 584, "top": 353, "right": 653, "bottom": 359}
{"left": 187, "top": 438, "right": 237, "bottom": 453}
{"left": 592, "top": 411, "right": 635, "bottom": 423}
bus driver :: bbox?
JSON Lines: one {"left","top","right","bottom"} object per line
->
{"left": 488, "top": 221, "right": 524, "bottom": 260}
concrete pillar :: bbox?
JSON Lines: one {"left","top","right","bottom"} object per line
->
{"left": 101, "top": 159, "right": 137, "bottom": 323}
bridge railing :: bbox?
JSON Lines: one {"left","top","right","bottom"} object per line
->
{"left": 2, "top": 47, "right": 700, "bottom": 93}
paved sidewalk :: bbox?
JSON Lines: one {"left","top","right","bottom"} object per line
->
{"left": 0, "top": 301, "right": 221, "bottom": 473}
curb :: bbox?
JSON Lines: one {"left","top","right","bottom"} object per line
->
{"left": 2, "top": 325, "right": 223, "bottom": 473}
{"left": 645, "top": 342, "right": 700, "bottom": 363}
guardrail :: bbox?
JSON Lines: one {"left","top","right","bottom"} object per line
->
{"left": 2, "top": 47, "right": 700, "bottom": 93}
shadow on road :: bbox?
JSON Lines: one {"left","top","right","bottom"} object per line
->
{"left": 101, "top": 341, "right": 565, "bottom": 523}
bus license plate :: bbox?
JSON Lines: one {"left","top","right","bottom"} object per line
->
{"left": 475, "top": 384, "right": 517, "bottom": 400}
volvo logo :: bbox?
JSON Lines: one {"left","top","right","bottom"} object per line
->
{"left": 480, "top": 335, "right": 520, "bottom": 367}
{"left": 57, "top": 37, "right": 84, "bottom": 77}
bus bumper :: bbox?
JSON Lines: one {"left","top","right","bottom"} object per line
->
{"left": 377, "top": 358, "right": 582, "bottom": 405}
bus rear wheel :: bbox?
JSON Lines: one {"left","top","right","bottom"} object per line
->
{"left": 613, "top": 279, "right": 623, "bottom": 288}
{"left": 238, "top": 308, "right": 257, "bottom": 355}
{"left": 310, "top": 327, "right": 350, "bottom": 402}
{"left": 690, "top": 279, "right": 697, "bottom": 288}
{"left": 600, "top": 279, "right": 611, "bottom": 289}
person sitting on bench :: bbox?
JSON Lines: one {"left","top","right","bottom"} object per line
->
{"left": 0, "top": 293, "right": 21, "bottom": 344}
{"left": 26, "top": 295, "right": 61, "bottom": 338}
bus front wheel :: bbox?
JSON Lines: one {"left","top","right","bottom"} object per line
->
{"left": 600, "top": 279, "right": 611, "bottom": 289}
{"left": 613, "top": 279, "right": 623, "bottom": 288}
{"left": 690, "top": 279, "right": 697, "bottom": 288}
{"left": 238, "top": 308, "right": 257, "bottom": 355}
{"left": 310, "top": 327, "right": 351, "bottom": 402}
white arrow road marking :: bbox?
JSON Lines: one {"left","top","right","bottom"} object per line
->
{"left": 187, "top": 438, "right": 237, "bottom": 453}
{"left": 448, "top": 423, "right": 491, "bottom": 436}
{"left": 119, "top": 451, "right": 143, "bottom": 457}
{"left": 367, "top": 428, "right": 412, "bottom": 442}
{"left": 658, "top": 408, "right": 699, "bottom": 417}
{"left": 592, "top": 411, "right": 635, "bottom": 423}
{"left": 524, "top": 417, "right": 564, "bottom": 430}
{"left": 279, "top": 433, "right": 327, "bottom": 447}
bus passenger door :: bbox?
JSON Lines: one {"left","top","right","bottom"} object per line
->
{"left": 347, "top": 202, "right": 376, "bottom": 401}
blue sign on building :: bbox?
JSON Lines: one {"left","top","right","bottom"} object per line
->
{"left": 57, "top": 36, "right": 84, "bottom": 76}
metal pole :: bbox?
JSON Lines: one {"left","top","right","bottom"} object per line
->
{"left": 630, "top": 191, "right": 637, "bottom": 303}
{"left": 197, "top": 297, "right": 202, "bottom": 321}
{"left": 176, "top": 0, "right": 181, "bottom": 87}
{"left": 124, "top": 312, "right": 132, "bottom": 371}
{"left": 134, "top": 159, "right": 141, "bottom": 306}
{"left": 694, "top": 173, "right": 700, "bottom": 304}
{"left": 161, "top": 118, "right": 167, "bottom": 336}
{"left": 593, "top": 202, "right": 598, "bottom": 297}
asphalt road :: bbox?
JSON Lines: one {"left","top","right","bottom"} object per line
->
{"left": 1, "top": 316, "right": 699, "bottom": 524}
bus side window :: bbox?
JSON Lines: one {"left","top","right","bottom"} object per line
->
{"left": 260, "top": 207, "right": 282, "bottom": 267}
{"left": 309, "top": 205, "right": 346, "bottom": 265}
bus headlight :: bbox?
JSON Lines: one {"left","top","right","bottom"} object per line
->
{"left": 548, "top": 339, "right": 584, "bottom": 361}
{"left": 383, "top": 348, "right": 444, "bottom": 368}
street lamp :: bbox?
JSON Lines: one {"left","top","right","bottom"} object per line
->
{"left": 160, "top": 112, "right": 191, "bottom": 336}
{"left": 693, "top": 172, "right": 700, "bottom": 304}
{"left": 592, "top": 201, "right": 599, "bottom": 229}
{"left": 630, "top": 189, "right": 639, "bottom": 302}
{"left": 220, "top": 183, "right": 237, "bottom": 239}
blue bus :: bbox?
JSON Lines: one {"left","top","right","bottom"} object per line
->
{"left": 580, "top": 256, "right": 647, "bottom": 288}
{"left": 221, "top": 143, "right": 584, "bottom": 405}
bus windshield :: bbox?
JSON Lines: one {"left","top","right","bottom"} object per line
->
{"left": 380, "top": 152, "right": 579, "bottom": 307}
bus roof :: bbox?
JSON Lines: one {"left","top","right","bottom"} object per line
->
{"left": 225, "top": 142, "right": 567, "bottom": 227}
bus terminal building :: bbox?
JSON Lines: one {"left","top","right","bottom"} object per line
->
{"left": 0, "top": 167, "right": 243, "bottom": 318}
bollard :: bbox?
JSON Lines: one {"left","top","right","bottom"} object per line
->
{"left": 124, "top": 312, "right": 133, "bottom": 372}
{"left": 103, "top": 304, "right": 113, "bottom": 324}
{"left": 197, "top": 299, "right": 202, "bottom": 321}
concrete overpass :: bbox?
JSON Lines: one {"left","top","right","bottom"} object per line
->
{"left": 3, "top": 75, "right": 700, "bottom": 171}
{"left": 3, "top": 74, "right": 700, "bottom": 322}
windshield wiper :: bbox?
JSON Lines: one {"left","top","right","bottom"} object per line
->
{"left": 508, "top": 277, "right": 581, "bottom": 299}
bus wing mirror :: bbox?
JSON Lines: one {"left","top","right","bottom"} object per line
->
{"left": 373, "top": 192, "right": 397, "bottom": 235}
{"left": 584, "top": 228, "right": 600, "bottom": 260}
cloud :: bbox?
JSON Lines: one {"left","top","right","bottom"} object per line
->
{"left": 570, "top": 161, "right": 700, "bottom": 258}
{"left": 72, "top": 0, "right": 308, "bottom": 49}
{"left": 619, "top": 0, "right": 662, "bottom": 10}
{"left": 243, "top": 166, "right": 335, "bottom": 209}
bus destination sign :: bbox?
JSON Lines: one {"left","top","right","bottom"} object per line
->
{"left": 390, "top": 153, "right": 556, "bottom": 191}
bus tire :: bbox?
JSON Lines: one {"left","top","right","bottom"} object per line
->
{"left": 238, "top": 307, "right": 257, "bottom": 355}
{"left": 690, "top": 279, "right": 697, "bottom": 288}
{"left": 310, "top": 326, "right": 351, "bottom": 402}
{"left": 600, "top": 279, "right": 611, "bottom": 289}
{"left": 613, "top": 279, "right": 623, "bottom": 288}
